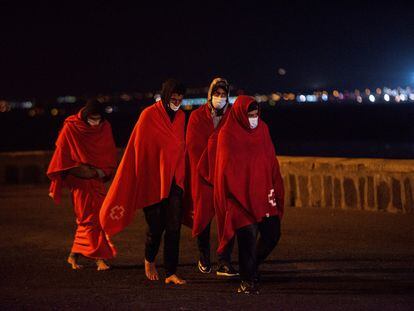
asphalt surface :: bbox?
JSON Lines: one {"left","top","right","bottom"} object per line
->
{"left": 1, "top": 185, "right": 414, "bottom": 310}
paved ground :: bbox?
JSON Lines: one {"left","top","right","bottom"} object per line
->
{"left": 0, "top": 185, "right": 414, "bottom": 310}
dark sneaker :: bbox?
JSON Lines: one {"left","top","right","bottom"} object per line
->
{"left": 216, "top": 264, "right": 239, "bottom": 277}
{"left": 237, "top": 281, "right": 260, "bottom": 295}
{"left": 198, "top": 260, "right": 212, "bottom": 274}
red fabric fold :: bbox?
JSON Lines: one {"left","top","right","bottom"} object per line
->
{"left": 214, "top": 95, "right": 284, "bottom": 254}
{"left": 99, "top": 101, "right": 187, "bottom": 236}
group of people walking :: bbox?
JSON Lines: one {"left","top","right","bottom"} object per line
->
{"left": 47, "top": 78, "right": 284, "bottom": 294}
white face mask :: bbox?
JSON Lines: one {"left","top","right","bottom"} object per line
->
{"left": 212, "top": 96, "right": 227, "bottom": 110}
{"left": 169, "top": 102, "right": 181, "bottom": 111}
{"left": 248, "top": 116, "right": 259, "bottom": 129}
{"left": 87, "top": 118, "right": 101, "bottom": 127}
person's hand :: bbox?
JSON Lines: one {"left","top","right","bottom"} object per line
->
{"left": 68, "top": 164, "right": 98, "bottom": 179}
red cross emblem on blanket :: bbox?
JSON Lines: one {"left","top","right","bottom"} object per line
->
{"left": 110, "top": 205, "right": 125, "bottom": 220}
{"left": 268, "top": 189, "right": 277, "bottom": 207}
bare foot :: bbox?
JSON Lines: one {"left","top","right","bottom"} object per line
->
{"left": 145, "top": 259, "right": 159, "bottom": 281}
{"left": 67, "top": 254, "right": 83, "bottom": 270}
{"left": 165, "top": 274, "right": 187, "bottom": 285}
{"left": 96, "top": 259, "right": 110, "bottom": 271}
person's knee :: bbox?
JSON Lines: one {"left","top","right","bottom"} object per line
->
{"left": 165, "top": 220, "right": 181, "bottom": 235}
{"left": 146, "top": 230, "right": 163, "bottom": 245}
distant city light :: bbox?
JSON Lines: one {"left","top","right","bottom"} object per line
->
{"left": 271, "top": 93, "right": 281, "bottom": 101}
{"left": 57, "top": 96, "right": 76, "bottom": 104}
{"left": 182, "top": 98, "right": 205, "bottom": 106}
{"left": 277, "top": 68, "right": 286, "bottom": 75}
{"left": 297, "top": 95, "right": 306, "bottom": 102}
{"left": 369, "top": 95, "right": 376, "bottom": 102}
{"left": 306, "top": 95, "right": 317, "bottom": 102}
{"left": 120, "top": 94, "right": 132, "bottom": 101}
{"left": 50, "top": 108, "right": 58, "bottom": 116}
{"left": 22, "top": 101, "right": 33, "bottom": 109}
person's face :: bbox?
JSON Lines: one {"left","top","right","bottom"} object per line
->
{"left": 170, "top": 93, "right": 184, "bottom": 108}
{"left": 213, "top": 87, "right": 227, "bottom": 98}
{"left": 87, "top": 113, "right": 102, "bottom": 126}
{"left": 247, "top": 109, "right": 259, "bottom": 118}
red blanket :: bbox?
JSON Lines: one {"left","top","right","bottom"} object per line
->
{"left": 100, "top": 101, "right": 186, "bottom": 236}
{"left": 47, "top": 110, "right": 117, "bottom": 204}
{"left": 186, "top": 104, "right": 231, "bottom": 236}
{"left": 214, "top": 95, "right": 284, "bottom": 254}
{"left": 46, "top": 110, "right": 118, "bottom": 259}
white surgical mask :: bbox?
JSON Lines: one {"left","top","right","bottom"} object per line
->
{"left": 169, "top": 102, "right": 181, "bottom": 111}
{"left": 87, "top": 118, "right": 101, "bottom": 126}
{"left": 248, "top": 116, "right": 259, "bottom": 129}
{"left": 212, "top": 96, "right": 227, "bottom": 109}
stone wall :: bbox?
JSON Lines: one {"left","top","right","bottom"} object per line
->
{"left": 1, "top": 151, "right": 413, "bottom": 213}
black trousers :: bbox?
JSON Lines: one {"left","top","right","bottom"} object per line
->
{"left": 143, "top": 182, "right": 183, "bottom": 277}
{"left": 197, "top": 222, "right": 235, "bottom": 266}
{"left": 236, "top": 216, "right": 281, "bottom": 283}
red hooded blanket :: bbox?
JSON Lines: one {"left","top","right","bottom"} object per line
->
{"left": 99, "top": 101, "right": 186, "bottom": 236}
{"left": 214, "top": 95, "right": 284, "bottom": 254}
{"left": 47, "top": 110, "right": 117, "bottom": 259}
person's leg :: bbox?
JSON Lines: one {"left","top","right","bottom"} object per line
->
{"left": 67, "top": 190, "right": 83, "bottom": 270}
{"left": 67, "top": 252, "right": 82, "bottom": 270}
{"left": 256, "top": 216, "right": 281, "bottom": 265}
{"left": 216, "top": 236, "right": 239, "bottom": 276}
{"left": 143, "top": 202, "right": 166, "bottom": 280}
{"left": 164, "top": 182, "right": 186, "bottom": 284}
{"left": 236, "top": 224, "right": 258, "bottom": 283}
{"left": 217, "top": 235, "right": 234, "bottom": 265}
{"left": 197, "top": 222, "right": 212, "bottom": 272}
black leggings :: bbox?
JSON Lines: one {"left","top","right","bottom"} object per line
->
{"left": 197, "top": 222, "right": 235, "bottom": 266}
{"left": 143, "top": 182, "right": 183, "bottom": 277}
{"left": 236, "top": 216, "right": 281, "bottom": 283}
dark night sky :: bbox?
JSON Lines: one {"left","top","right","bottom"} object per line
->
{"left": 1, "top": 1, "right": 414, "bottom": 98}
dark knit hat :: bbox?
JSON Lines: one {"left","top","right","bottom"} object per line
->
{"left": 81, "top": 98, "right": 105, "bottom": 120}
{"left": 247, "top": 101, "right": 259, "bottom": 112}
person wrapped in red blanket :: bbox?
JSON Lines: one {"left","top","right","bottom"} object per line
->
{"left": 100, "top": 79, "right": 187, "bottom": 285}
{"left": 47, "top": 99, "right": 117, "bottom": 271}
{"left": 214, "top": 95, "right": 284, "bottom": 294}
{"left": 186, "top": 77, "right": 238, "bottom": 276}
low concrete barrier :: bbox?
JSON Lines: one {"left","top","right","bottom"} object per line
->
{"left": 279, "top": 156, "right": 414, "bottom": 213}
{"left": 1, "top": 151, "right": 413, "bottom": 213}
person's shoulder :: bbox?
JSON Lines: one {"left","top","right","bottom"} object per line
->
{"left": 189, "top": 103, "right": 207, "bottom": 119}
{"left": 64, "top": 114, "right": 78, "bottom": 124}
{"left": 261, "top": 119, "right": 269, "bottom": 131}
{"left": 137, "top": 103, "right": 157, "bottom": 122}
{"left": 101, "top": 119, "right": 113, "bottom": 130}
{"left": 61, "top": 114, "right": 80, "bottom": 131}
